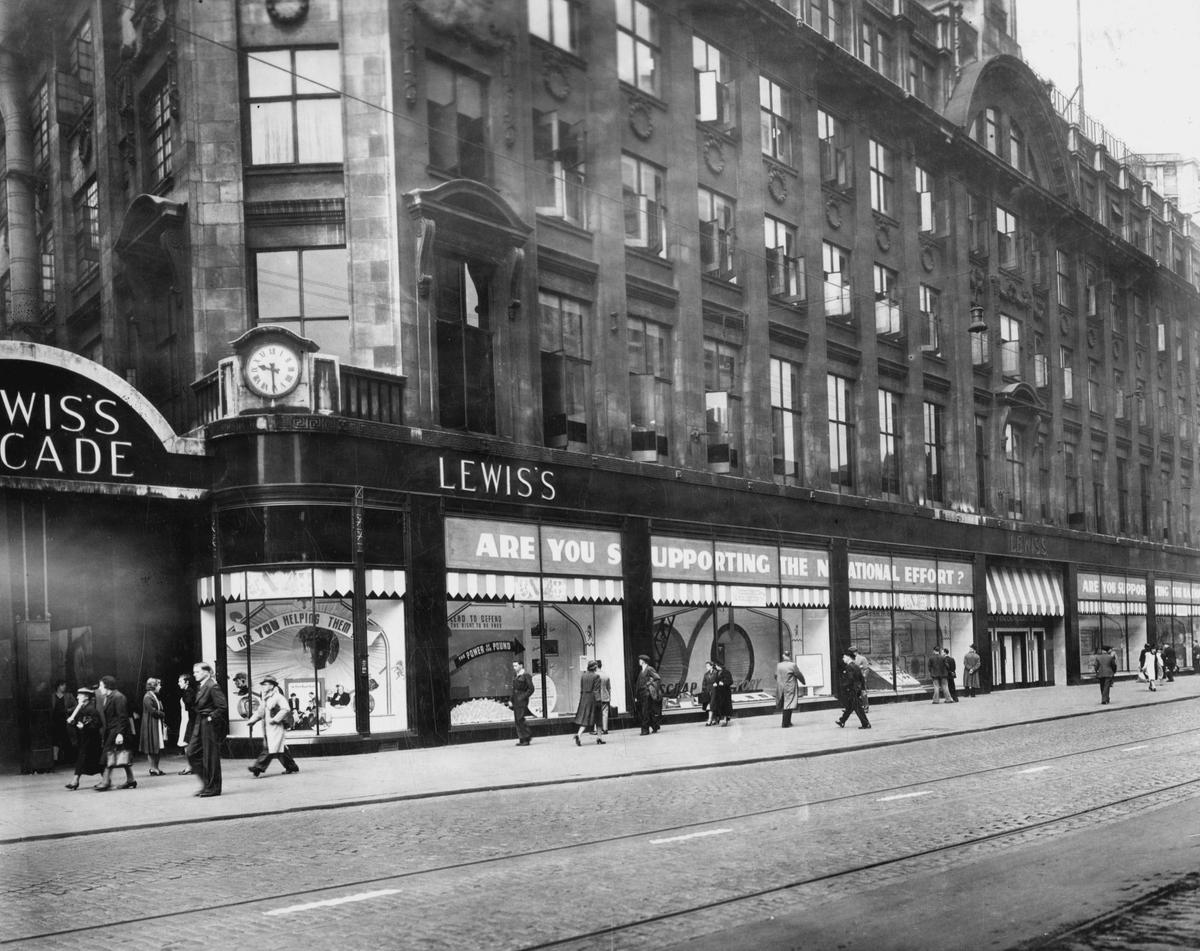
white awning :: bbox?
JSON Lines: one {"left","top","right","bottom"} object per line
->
{"left": 773, "top": 587, "right": 831, "bottom": 608}
{"left": 448, "top": 573, "right": 622, "bottom": 603}
{"left": 987, "top": 566, "right": 1065, "bottom": 616}
{"left": 850, "top": 590, "right": 894, "bottom": 610}
{"left": 652, "top": 581, "right": 716, "bottom": 605}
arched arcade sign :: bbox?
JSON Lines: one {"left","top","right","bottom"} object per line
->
{"left": 0, "top": 342, "right": 207, "bottom": 498}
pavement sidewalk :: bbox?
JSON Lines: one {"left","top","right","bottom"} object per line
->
{"left": 6, "top": 676, "right": 1197, "bottom": 844}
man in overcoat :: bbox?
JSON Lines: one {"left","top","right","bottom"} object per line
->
{"left": 634, "top": 654, "right": 663, "bottom": 735}
{"left": 774, "top": 651, "right": 806, "bottom": 728}
{"left": 834, "top": 653, "right": 871, "bottom": 729}
{"left": 1092, "top": 644, "right": 1117, "bottom": 705}
{"left": 187, "top": 662, "right": 228, "bottom": 796}
{"left": 511, "top": 660, "right": 535, "bottom": 746}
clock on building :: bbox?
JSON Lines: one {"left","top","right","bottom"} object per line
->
{"left": 244, "top": 340, "right": 302, "bottom": 398}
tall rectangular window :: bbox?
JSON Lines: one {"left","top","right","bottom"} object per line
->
{"left": 628, "top": 316, "right": 671, "bottom": 460}
{"left": 73, "top": 178, "right": 99, "bottom": 277}
{"left": 426, "top": 58, "right": 486, "bottom": 180}
{"left": 698, "top": 188, "right": 737, "bottom": 282}
{"left": 968, "top": 193, "right": 987, "bottom": 255}
{"left": 1088, "top": 361, "right": 1102, "bottom": 414}
{"left": 32, "top": 81, "right": 50, "bottom": 168}
{"left": 770, "top": 357, "right": 802, "bottom": 484}
{"left": 975, "top": 107, "right": 1000, "bottom": 154}
{"left": 869, "top": 139, "right": 894, "bottom": 216}
{"left": 906, "top": 54, "right": 935, "bottom": 104}
{"left": 1008, "top": 120, "right": 1025, "bottom": 173}
{"left": 923, "top": 401, "right": 944, "bottom": 504}
{"left": 1056, "top": 249, "right": 1074, "bottom": 309}
{"left": 915, "top": 165, "right": 934, "bottom": 232}
{"left": 817, "top": 109, "right": 851, "bottom": 188}
{"left": 70, "top": 17, "right": 94, "bottom": 90}
{"left": 859, "top": 21, "right": 894, "bottom": 80}
{"left": 1117, "top": 458, "right": 1130, "bottom": 534}
{"left": 999, "top": 313, "right": 1020, "bottom": 378}
{"left": 1091, "top": 451, "right": 1106, "bottom": 534}
{"left": 1066, "top": 444, "right": 1081, "bottom": 521}
{"left": 255, "top": 247, "right": 351, "bottom": 362}
{"left": 539, "top": 291, "right": 589, "bottom": 449}
{"left": 765, "top": 216, "right": 804, "bottom": 301}
{"left": 616, "top": 0, "right": 660, "bottom": 95}
{"left": 760, "top": 76, "right": 792, "bottom": 165}
{"left": 919, "top": 284, "right": 940, "bottom": 351}
{"left": 704, "top": 339, "right": 741, "bottom": 471}
{"left": 822, "top": 241, "right": 851, "bottom": 318}
{"left": 435, "top": 255, "right": 495, "bottom": 434}
{"left": 533, "top": 110, "right": 585, "bottom": 226}
{"left": 529, "top": 0, "right": 578, "bottom": 52}
{"left": 1005, "top": 424, "right": 1025, "bottom": 519}
{"left": 693, "top": 36, "right": 735, "bottom": 129}
{"left": 39, "top": 227, "right": 55, "bottom": 310}
{"left": 1060, "top": 346, "right": 1075, "bottom": 401}
{"left": 878, "top": 389, "right": 902, "bottom": 499}
{"left": 143, "top": 77, "right": 174, "bottom": 186}
{"left": 809, "top": 0, "right": 849, "bottom": 46}
{"left": 246, "top": 48, "right": 343, "bottom": 165}
{"left": 828, "top": 373, "right": 856, "bottom": 492}
{"left": 995, "top": 205, "right": 1018, "bottom": 269}
{"left": 874, "top": 264, "right": 900, "bottom": 335}
{"left": 622, "top": 154, "right": 666, "bottom": 257}
{"left": 975, "top": 415, "right": 988, "bottom": 511}
{"left": 1140, "top": 463, "right": 1152, "bottom": 537}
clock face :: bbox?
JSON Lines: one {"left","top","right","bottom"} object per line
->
{"left": 245, "top": 342, "right": 301, "bottom": 398}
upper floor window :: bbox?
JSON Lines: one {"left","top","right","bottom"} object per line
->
{"left": 539, "top": 290, "right": 589, "bottom": 449}
{"left": 873, "top": 264, "right": 900, "bottom": 336}
{"left": 38, "top": 226, "right": 55, "bottom": 311}
{"left": 693, "top": 36, "right": 735, "bottom": 129}
{"left": 770, "top": 357, "right": 803, "bottom": 484}
{"left": 70, "top": 17, "right": 94, "bottom": 90}
{"left": 529, "top": 0, "right": 578, "bottom": 53}
{"left": 907, "top": 54, "right": 935, "bottom": 105}
{"left": 915, "top": 165, "right": 933, "bottom": 232}
{"left": 809, "top": 0, "right": 849, "bottom": 47}
{"left": 919, "top": 284, "right": 940, "bottom": 351}
{"left": 1056, "top": 249, "right": 1074, "bottom": 309}
{"left": 1060, "top": 345, "right": 1075, "bottom": 401}
{"left": 974, "top": 107, "right": 1000, "bottom": 154}
{"left": 628, "top": 315, "right": 671, "bottom": 461}
{"left": 254, "top": 247, "right": 351, "bottom": 363}
{"left": 1005, "top": 424, "right": 1025, "bottom": 519}
{"left": 923, "top": 401, "right": 945, "bottom": 504}
{"left": 622, "top": 154, "right": 666, "bottom": 257}
{"left": 616, "top": 0, "right": 660, "bottom": 96}
{"left": 859, "top": 20, "right": 894, "bottom": 81}
{"left": 143, "top": 76, "right": 174, "bottom": 187}
{"left": 817, "top": 109, "right": 851, "bottom": 188}
{"left": 1008, "top": 120, "right": 1025, "bottom": 173}
{"left": 968, "top": 193, "right": 987, "bottom": 255}
{"left": 427, "top": 58, "right": 487, "bottom": 180}
{"left": 868, "top": 139, "right": 894, "bottom": 216}
{"left": 32, "top": 81, "right": 50, "bottom": 168}
{"left": 73, "top": 178, "right": 99, "bottom": 278}
{"left": 704, "top": 339, "right": 741, "bottom": 471}
{"left": 822, "top": 241, "right": 851, "bottom": 318}
{"left": 246, "top": 48, "right": 343, "bottom": 165}
{"left": 878, "top": 389, "right": 902, "bottom": 499}
{"left": 765, "top": 216, "right": 804, "bottom": 301}
{"left": 698, "top": 188, "right": 737, "bottom": 282}
{"left": 828, "top": 373, "right": 856, "bottom": 492}
{"left": 995, "top": 205, "right": 1018, "bottom": 269}
{"left": 533, "top": 110, "right": 586, "bottom": 226}
{"left": 999, "top": 313, "right": 1021, "bottom": 378}
{"left": 434, "top": 254, "right": 495, "bottom": 434}
{"left": 760, "top": 76, "right": 791, "bottom": 165}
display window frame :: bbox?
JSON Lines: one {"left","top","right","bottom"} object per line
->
{"left": 1151, "top": 577, "right": 1199, "bottom": 672}
{"left": 1077, "top": 571, "right": 1149, "bottom": 676}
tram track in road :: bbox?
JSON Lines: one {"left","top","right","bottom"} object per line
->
{"left": 6, "top": 723, "right": 1200, "bottom": 946}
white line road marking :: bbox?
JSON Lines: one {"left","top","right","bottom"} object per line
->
{"left": 877, "top": 791, "right": 933, "bottom": 802}
{"left": 1017, "top": 766, "right": 1053, "bottom": 774}
{"left": 264, "top": 889, "right": 402, "bottom": 916}
{"left": 1121, "top": 746, "right": 1149, "bottom": 752}
{"left": 650, "top": 828, "right": 733, "bottom": 845}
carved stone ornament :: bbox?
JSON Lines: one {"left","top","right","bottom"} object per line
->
{"left": 1060, "top": 315, "right": 1073, "bottom": 337}
{"left": 825, "top": 198, "right": 842, "bottom": 229}
{"left": 1087, "top": 327, "right": 1098, "bottom": 350}
{"left": 875, "top": 224, "right": 891, "bottom": 253}
{"left": 1112, "top": 338, "right": 1122, "bottom": 361}
{"left": 767, "top": 168, "right": 788, "bottom": 204}
{"left": 266, "top": 0, "right": 309, "bottom": 25}
{"left": 628, "top": 97, "right": 654, "bottom": 140}
{"left": 1178, "top": 368, "right": 1186, "bottom": 388}
{"left": 77, "top": 124, "right": 93, "bottom": 166}
{"left": 542, "top": 51, "right": 570, "bottom": 101}
{"left": 1157, "top": 360, "right": 1165, "bottom": 381}
{"left": 703, "top": 135, "right": 725, "bottom": 175}
{"left": 921, "top": 246, "right": 936, "bottom": 272}
{"left": 1135, "top": 348, "right": 1145, "bottom": 370}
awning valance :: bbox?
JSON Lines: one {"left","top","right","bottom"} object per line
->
{"left": 773, "top": 587, "right": 831, "bottom": 608}
{"left": 987, "top": 566, "right": 1064, "bottom": 616}
{"left": 448, "top": 572, "right": 622, "bottom": 603}
{"left": 850, "top": 590, "right": 894, "bottom": 610}
{"left": 652, "top": 581, "right": 715, "bottom": 605}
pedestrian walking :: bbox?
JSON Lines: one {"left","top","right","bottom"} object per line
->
{"left": 1137, "top": 644, "right": 1158, "bottom": 691}
{"left": 774, "top": 651, "right": 806, "bottom": 728}
{"left": 139, "top": 677, "right": 167, "bottom": 776}
{"left": 51, "top": 680, "right": 74, "bottom": 767}
{"left": 928, "top": 648, "right": 950, "bottom": 703}
{"left": 594, "top": 659, "right": 612, "bottom": 735}
{"left": 709, "top": 659, "right": 734, "bottom": 727}
{"left": 247, "top": 676, "right": 300, "bottom": 776}
{"left": 186, "top": 662, "right": 228, "bottom": 796}
{"left": 943, "top": 648, "right": 960, "bottom": 702}
{"left": 635, "top": 654, "right": 664, "bottom": 734}
{"left": 1092, "top": 644, "right": 1117, "bottom": 704}
{"left": 835, "top": 652, "right": 871, "bottom": 729}
{"left": 962, "top": 645, "right": 981, "bottom": 698}
{"left": 63, "top": 686, "right": 101, "bottom": 790}
{"left": 511, "top": 660, "right": 534, "bottom": 746}
{"left": 699, "top": 660, "right": 717, "bottom": 724}
{"left": 1162, "top": 643, "right": 1177, "bottom": 682}
{"left": 176, "top": 672, "right": 196, "bottom": 774}
{"left": 94, "top": 675, "right": 136, "bottom": 791}
{"left": 573, "top": 661, "right": 604, "bottom": 745}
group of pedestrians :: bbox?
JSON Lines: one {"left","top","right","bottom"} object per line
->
{"left": 1089, "top": 641, "right": 1181, "bottom": 704}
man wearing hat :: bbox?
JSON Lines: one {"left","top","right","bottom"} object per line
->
{"left": 246, "top": 675, "right": 299, "bottom": 777}
{"left": 635, "top": 654, "right": 663, "bottom": 735}
{"left": 187, "top": 662, "right": 228, "bottom": 796}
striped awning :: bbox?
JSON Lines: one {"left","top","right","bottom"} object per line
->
{"left": 196, "top": 568, "right": 406, "bottom": 605}
{"left": 652, "top": 581, "right": 716, "bottom": 605}
{"left": 773, "top": 587, "right": 831, "bottom": 608}
{"left": 541, "top": 576, "right": 624, "bottom": 603}
{"left": 935, "top": 593, "right": 974, "bottom": 612}
{"left": 850, "top": 590, "right": 894, "bottom": 610}
{"left": 361, "top": 569, "right": 406, "bottom": 599}
{"left": 1079, "top": 599, "right": 1146, "bottom": 617}
{"left": 987, "top": 566, "right": 1065, "bottom": 616}
{"left": 447, "top": 573, "right": 622, "bottom": 603}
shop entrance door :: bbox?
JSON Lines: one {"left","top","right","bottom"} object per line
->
{"left": 994, "top": 628, "right": 1046, "bottom": 686}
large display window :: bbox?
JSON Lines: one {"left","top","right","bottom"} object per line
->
{"left": 199, "top": 568, "right": 408, "bottom": 736}
{"left": 444, "top": 518, "right": 626, "bottom": 725}
{"left": 847, "top": 552, "right": 974, "bottom": 692}
{"left": 1152, "top": 578, "right": 1198, "bottom": 671}
{"left": 1077, "top": 572, "right": 1148, "bottom": 675}
{"left": 651, "top": 537, "right": 833, "bottom": 712}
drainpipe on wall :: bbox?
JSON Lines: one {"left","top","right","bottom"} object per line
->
{"left": 0, "top": 1, "right": 40, "bottom": 337}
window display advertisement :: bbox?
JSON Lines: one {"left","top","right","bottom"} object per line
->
{"left": 1078, "top": 572, "right": 1149, "bottom": 675}
{"left": 445, "top": 518, "right": 626, "bottom": 727}
{"left": 200, "top": 584, "right": 406, "bottom": 738}
{"left": 650, "top": 536, "right": 833, "bottom": 712}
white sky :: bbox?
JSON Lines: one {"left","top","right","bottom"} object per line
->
{"left": 1016, "top": 0, "right": 1200, "bottom": 161}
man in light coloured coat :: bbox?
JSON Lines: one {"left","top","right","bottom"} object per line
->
{"left": 774, "top": 651, "right": 806, "bottom": 728}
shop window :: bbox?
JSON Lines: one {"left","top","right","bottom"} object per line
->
{"left": 435, "top": 254, "right": 496, "bottom": 434}
{"left": 828, "top": 373, "right": 856, "bottom": 492}
{"left": 923, "top": 401, "right": 944, "bottom": 504}
{"left": 770, "top": 357, "right": 802, "bottom": 484}
{"left": 704, "top": 339, "right": 740, "bottom": 473}
{"left": 218, "top": 505, "right": 353, "bottom": 566}
{"left": 142, "top": 74, "right": 174, "bottom": 187}
{"left": 879, "top": 389, "right": 902, "bottom": 500}
{"left": 874, "top": 264, "right": 900, "bottom": 336}
{"left": 616, "top": 0, "right": 660, "bottom": 95}
{"left": 822, "top": 241, "right": 851, "bottom": 319}
{"left": 73, "top": 178, "right": 99, "bottom": 279}
{"left": 529, "top": 0, "right": 579, "bottom": 53}
{"left": 693, "top": 36, "right": 736, "bottom": 131}
{"left": 817, "top": 109, "right": 851, "bottom": 189}
{"left": 533, "top": 110, "right": 586, "bottom": 226}
{"left": 622, "top": 154, "right": 666, "bottom": 257}
{"left": 628, "top": 315, "right": 671, "bottom": 461}
{"left": 539, "top": 290, "right": 589, "bottom": 450}
{"left": 426, "top": 57, "right": 487, "bottom": 181}
{"left": 760, "top": 76, "right": 792, "bottom": 165}
{"left": 245, "top": 47, "right": 343, "bottom": 165}
{"left": 254, "top": 247, "right": 350, "bottom": 362}
{"left": 698, "top": 188, "right": 737, "bottom": 282}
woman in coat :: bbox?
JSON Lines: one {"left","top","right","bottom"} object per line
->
{"left": 64, "top": 686, "right": 102, "bottom": 789}
{"left": 94, "top": 675, "right": 135, "bottom": 791}
{"left": 710, "top": 660, "right": 734, "bottom": 726}
{"left": 139, "top": 678, "right": 167, "bottom": 775}
{"left": 700, "top": 661, "right": 717, "bottom": 724}
{"left": 573, "top": 661, "right": 604, "bottom": 745}
{"left": 246, "top": 676, "right": 299, "bottom": 776}
{"left": 176, "top": 672, "right": 196, "bottom": 774}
